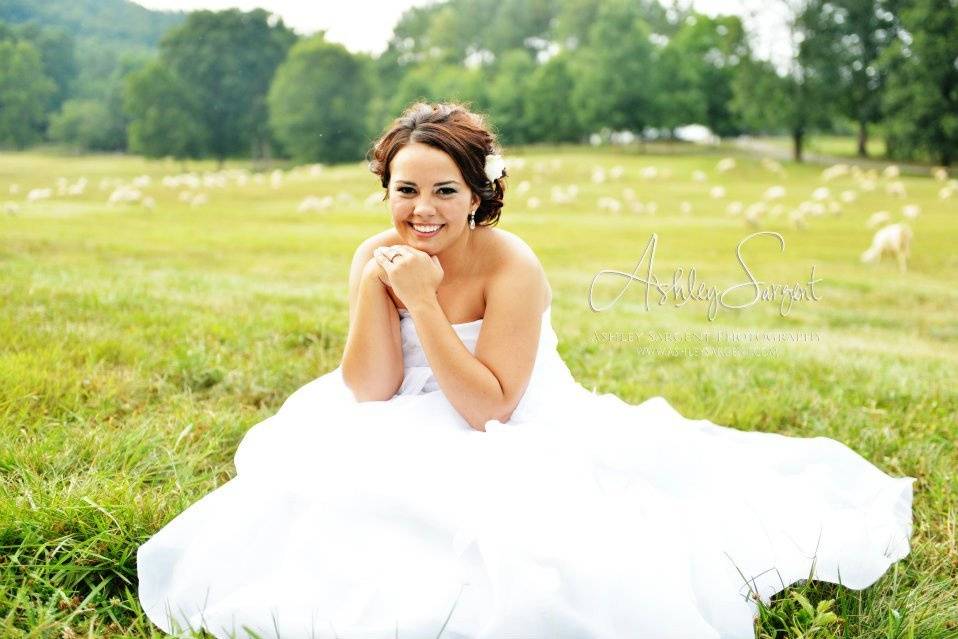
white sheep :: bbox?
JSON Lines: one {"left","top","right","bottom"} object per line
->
{"left": 763, "top": 185, "right": 785, "bottom": 200}
{"left": 108, "top": 186, "right": 142, "bottom": 205}
{"left": 716, "top": 157, "right": 736, "bottom": 173}
{"left": 866, "top": 211, "right": 891, "bottom": 229}
{"left": 709, "top": 186, "right": 726, "bottom": 199}
{"left": 597, "top": 196, "right": 622, "bottom": 214}
{"left": 861, "top": 223, "right": 913, "bottom": 273}
{"left": 821, "top": 164, "right": 849, "bottom": 181}
{"left": 27, "top": 188, "right": 52, "bottom": 202}
{"left": 902, "top": 204, "right": 921, "bottom": 220}
{"left": 885, "top": 180, "right": 907, "bottom": 197}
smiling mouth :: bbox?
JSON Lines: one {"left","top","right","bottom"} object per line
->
{"left": 408, "top": 222, "right": 445, "bottom": 236}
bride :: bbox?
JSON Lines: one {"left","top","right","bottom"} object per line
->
{"left": 137, "top": 102, "right": 915, "bottom": 639}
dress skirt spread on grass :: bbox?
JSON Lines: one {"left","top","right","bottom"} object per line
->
{"left": 137, "top": 305, "right": 914, "bottom": 639}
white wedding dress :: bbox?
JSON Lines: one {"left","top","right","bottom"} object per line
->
{"left": 137, "top": 304, "right": 915, "bottom": 639}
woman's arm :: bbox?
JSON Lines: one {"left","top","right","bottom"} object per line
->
{"left": 405, "top": 254, "right": 548, "bottom": 431}
{"left": 340, "top": 242, "right": 404, "bottom": 401}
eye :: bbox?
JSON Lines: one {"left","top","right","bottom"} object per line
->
{"left": 397, "top": 186, "right": 414, "bottom": 194}
{"left": 439, "top": 187, "right": 456, "bottom": 195}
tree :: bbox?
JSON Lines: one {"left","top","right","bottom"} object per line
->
{"left": 798, "top": 0, "right": 899, "bottom": 157}
{"left": 487, "top": 48, "right": 538, "bottom": 145}
{"left": 7, "top": 22, "right": 77, "bottom": 113}
{"left": 48, "top": 99, "right": 115, "bottom": 150}
{"left": 123, "top": 61, "right": 208, "bottom": 160}
{"left": 667, "top": 13, "right": 751, "bottom": 137}
{"left": 731, "top": 0, "right": 833, "bottom": 161}
{"left": 158, "top": 8, "right": 297, "bottom": 163}
{"left": 0, "top": 39, "right": 55, "bottom": 148}
{"left": 880, "top": 0, "right": 958, "bottom": 165}
{"left": 525, "top": 53, "right": 584, "bottom": 143}
{"left": 653, "top": 37, "right": 707, "bottom": 133}
{"left": 569, "top": 0, "right": 659, "bottom": 134}
{"left": 267, "top": 36, "right": 374, "bottom": 163}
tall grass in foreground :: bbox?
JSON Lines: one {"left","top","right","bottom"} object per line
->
{"left": 1, "top": 145, "right": 956, "bottom": 637}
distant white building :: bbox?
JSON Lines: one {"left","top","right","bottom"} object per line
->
{"left": 674, "top": 124, "right": 720, "bottom": 145}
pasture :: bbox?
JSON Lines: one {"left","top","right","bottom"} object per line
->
{"left": 1, "top": 145, "right": 956, "bottom": 637}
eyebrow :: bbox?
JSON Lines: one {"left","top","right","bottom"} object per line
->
{"left": 394, "top": 180, "right": 459, "bottom": 187}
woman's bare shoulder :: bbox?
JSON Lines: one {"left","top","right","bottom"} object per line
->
{"left": 484, "top": 228, "right": 552, "bottom": 306}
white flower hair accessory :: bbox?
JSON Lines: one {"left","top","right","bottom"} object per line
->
{"left": 484, "top": 153, "right": 506, "bottom": 184}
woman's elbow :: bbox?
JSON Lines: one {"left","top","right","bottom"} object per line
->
{"left": 466, "top": 402, "right": 516, "bottom": 432}
{"left": 342, "top": 367, "right": 401, "bottom": 402}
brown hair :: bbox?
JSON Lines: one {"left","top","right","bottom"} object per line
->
{"left": 366, "top": 101, "right": 507, "bottom": 227}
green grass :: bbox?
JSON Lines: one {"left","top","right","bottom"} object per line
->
{"left": 1, "top": 146, "right": 956, "bottom": 638}
{"left": 757, "top": 135, "right": 891, "bottom": 162}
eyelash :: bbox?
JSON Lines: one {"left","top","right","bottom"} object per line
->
{"left": 397, "top": 186, "right": 456, "bottom": 195}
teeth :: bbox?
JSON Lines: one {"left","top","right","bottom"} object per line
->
{"left": 412, "top": 223, "right": 442, "bottom": 233}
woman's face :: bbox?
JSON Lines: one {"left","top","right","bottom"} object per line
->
{"left": 387, "top": 142, "right": 480, "bottom": 254}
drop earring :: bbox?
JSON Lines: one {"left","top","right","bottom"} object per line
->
{"left": 469, "top": 211, "right": 476, "bottom": 230}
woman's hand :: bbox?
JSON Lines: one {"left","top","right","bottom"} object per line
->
{"left": 372, "top": 245, "right": 444, "bottom": 310}
{"left": 362, "top": 255, "right": 391, "bottom": 289}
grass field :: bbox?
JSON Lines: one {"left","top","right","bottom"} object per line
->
{"left": 1, "top": 145, "right": 956, "bottom": 638}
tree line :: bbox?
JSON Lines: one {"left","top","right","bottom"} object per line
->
{"left": 0, "top": 0, "right": 954, "bottom": 165}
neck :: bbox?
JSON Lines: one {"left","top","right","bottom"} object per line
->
{"left": 435, "top": 227, "right": 477, "bottom": 282}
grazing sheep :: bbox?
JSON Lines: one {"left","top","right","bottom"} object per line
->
{"left": 3, "top": 201, "right": 19, "bottom": 215}
{"left": 692, "top": 170, "right": 707, "bottom": 182}
{"left": 886, "top": 180, "right": 907, "bottom": 197}
{"left": 551, "top": 185, "right": 578, "bottom": 204}
{"left": 726, "top": 201, "right": 743, "bottom": 215}
{"left": 861, "top": 223, "right": 913, "bottom": 273}
{"left": 744, "top": 201, "right": 766, "bottom": 227}
{"left": 591, "top": 167, "right": 607, "bottom": 183}
{"left": 866, "top": 211, "right": 891, "bottom": 229}
{"left": 67, "top": 178, "right": 87, "bottom": 196}
{"left": 609, "top": 165, "right": 625, "bottom": 179}
{"left": 526, "top": 197, "right": 541, "bottom": 209}
{"left": 709, "top": 186, "right": 726, "bottom": 199}
{"left": 299, "top": 195, "right": 333, "bottom": 213}
{"left": 811, "top": 187, "right": 830, "bottom": 201}
{"left": 108, "top": 186, "right": 142, "bottom": 205}
{"left": 142, "top": 196, "right": 156, "bottom": 212}
{"left": 679, "top": 201, "right": 693, "bottom": 215}
{"left": 190, "top": 193, "right": 208, "bottom": 208}
{"left": 516, "top": 180, "right": 531, "bottom": 195}
{"left": 597, "top": 196, "right": 622, "bottom": 214}
{"left": 716, "top": 157, "right": 735, "bottom": 173}
{"left": 902, "top": 204, "right": 921, "bottom": 220}
{"left": 761, "top": 158, "right": 785, "bottom": 176}
{"left": 882, "top": 165, "right": 900, "bottom": 179}
{"left": 840, "top": 190, "right": 858, "bottom": 203}
{"left": 27, "top": 188, "right": 52, "bottom": 202}
{"left": 763, "top": 185, "right": 785, "bottom": 200}
{"left": 931, "top": 167, "right": 948, "bottom": 181}
{"left": 788, "top": 209, "right": 807, "bottom": 230}
{"left": 9, "top": 183, "right": 19, "bottom": 195}
{"left": 639, "top": 166, "right": 658, "bottom": 180}
{"left": 821, "top": 164, "right": 849, "bottom": 181}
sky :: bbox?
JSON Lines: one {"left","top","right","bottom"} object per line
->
{"left": 133, "top": 0, "right": 792, "bottom": 68}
